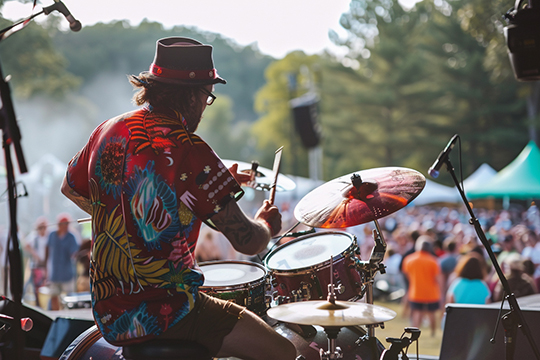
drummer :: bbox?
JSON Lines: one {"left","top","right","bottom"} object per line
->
{"left": 61, "top": 37, "right": 296, "bottom": 360}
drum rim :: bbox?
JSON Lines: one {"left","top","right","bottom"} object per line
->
{"left": 198, "top": 260, "right": 268, "bottom": 290}
{"left": 59, "top": 325, "right": 101, "bottom": 360}
{"left": 264, "top": 231, "right": 356, "bottom": 272}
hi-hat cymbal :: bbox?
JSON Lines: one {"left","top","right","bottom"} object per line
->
{"left": 294, "top": 167, "right": 425, "bottom": 228}
{"left": 267, "top": 300, "right": 396, "bottom": 326}
{"left": 222, "top": 159, "right": 296, "bottom": 192}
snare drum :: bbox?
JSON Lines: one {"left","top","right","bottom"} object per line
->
{"left": 198, "top": 260, "right": 269, "bottom": 315}
{"left": 265, "top": 232, "right": 362, "bottom": 302}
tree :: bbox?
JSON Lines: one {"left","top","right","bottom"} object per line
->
{"left": 52, "top": 20, "right": 274, "bottom": 123}
{"left": 0, "top": 15, "right": 80, "bottom": 98}
{"left": 330, "top": 0, "right": 529, "bottom": 178}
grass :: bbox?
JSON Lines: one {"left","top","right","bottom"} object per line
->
{"left": 373, "top": 300, "right": 443, "bottom": 357}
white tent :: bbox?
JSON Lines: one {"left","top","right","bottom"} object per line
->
{"left": 411, "top": 178, "right": 459, "bottom": 205}
{"left": 462, "top": 163, "right": 497, "bottom": 192}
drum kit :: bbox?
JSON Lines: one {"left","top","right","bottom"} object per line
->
{"left": 196, "top": 163, "right": 427, "bottom": 360}
{"left": 35, "top": 163, "right": 428, "bottom": 360}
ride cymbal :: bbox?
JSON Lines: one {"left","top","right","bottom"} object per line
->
{"left": 294, "top": 167, "right": 425, "bottom": 228}
{"left": 267, "top": 300, "right": 396, "bottom": 326}
{"left": 222, "top": 159, "right": 296, "bottom": 192}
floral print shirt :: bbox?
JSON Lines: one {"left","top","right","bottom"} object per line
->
{"left": 66, "top": 107, "right": 243, "bottom": 345}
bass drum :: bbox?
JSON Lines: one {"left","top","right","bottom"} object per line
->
{"left": 59, "top": 325, "right": 122, "bottom": 360}
{"left": 59, "top": 320, "right": 385, "bottom": 360}
{"left": 268, "top": 318, "right": 385, "bottom": 360}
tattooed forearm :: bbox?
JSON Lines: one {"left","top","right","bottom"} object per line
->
{"left": 212, "top": 201, "right": 269, "bottom": 255}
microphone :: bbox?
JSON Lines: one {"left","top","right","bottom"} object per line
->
{"left": 43, "top": 1, "right": 82, "bottom": 32}
{"left": 0, "top": 314, "right": 34, "bottom": 332}
{"left": 428, "top": 134, "right": 458, "bottom": 178}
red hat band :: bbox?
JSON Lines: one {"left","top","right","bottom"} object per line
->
{"left": 150, "top": 64, "right": 217, "bottom": 81}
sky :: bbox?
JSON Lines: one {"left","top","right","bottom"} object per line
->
{"left": 3, "top": 0, "right": 357, "bottom": 58}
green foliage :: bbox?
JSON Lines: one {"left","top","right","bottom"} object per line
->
{"left": 0, "top": 17, "right": 81, "bottom": 98}
{"left": 197, "top": 94, "right": 260, "bottom": 161}
{"left": 252, "top": 52, "right": 321, "bottom": 177}
{"left": 252, "top": 0, "right": 530, "bottom": 184}
{"left": 52, "top": 20, "right": 274, "bottom": 122}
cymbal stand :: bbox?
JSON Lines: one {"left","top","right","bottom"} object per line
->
{"left": 354, "top": 219, "right": 387, "bottom": 359}
{"left": 319, "top": 257, "right": 344, "bottom": 360}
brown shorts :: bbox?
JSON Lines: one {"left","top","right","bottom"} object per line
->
{"left": 159, "top": 292, "right": 245, "bottom": 356}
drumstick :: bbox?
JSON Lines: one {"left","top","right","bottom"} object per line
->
{"left": 269, "top": 146, "right": 283, "bottom": 204}
{"left": 77, "top": 217, "right": 91, "bottom": 224}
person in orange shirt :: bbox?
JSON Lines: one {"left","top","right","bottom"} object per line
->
{"left": 402, "top": 235, "right": 442, "bottom": 336}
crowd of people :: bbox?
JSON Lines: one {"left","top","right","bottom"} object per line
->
{"left": 360, "top": 203, "right": 540, "bottom": 336}
{"left": 0, "top": 213, "right": 90, "bottom": 311}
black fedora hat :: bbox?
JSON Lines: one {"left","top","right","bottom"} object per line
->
{"left": 141, "top": 37, "right": 226, "bottom": 86}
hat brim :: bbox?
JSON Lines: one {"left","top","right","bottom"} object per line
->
{"left": 141, "top": 71, "right": 226, "bottom": 86}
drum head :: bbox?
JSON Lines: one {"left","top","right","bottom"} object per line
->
{"left": 266, "top": 232, "right": 353, "bottom": 271}
{"left": 200, "top": 261, "right": 266, "bottom": 287}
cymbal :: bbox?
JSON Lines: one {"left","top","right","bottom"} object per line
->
{"left": 222, "top": 159, "right": 296, "bottom": 192}
{"left": 294, "top": 167, "right": 425, "bottom": 228}
{"left": 267, "top": 300, "right": 396, "bottom": 326}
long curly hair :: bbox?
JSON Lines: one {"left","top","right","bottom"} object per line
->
{"left": 128, "top": 73, "right": 206, "bottom": 132}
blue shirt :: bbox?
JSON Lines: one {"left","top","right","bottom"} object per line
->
{"left": 447, "top": 277, "right": 490, "bottom": 304}
{"left": 47, "top": 231, "right": 79, "bottom": 282}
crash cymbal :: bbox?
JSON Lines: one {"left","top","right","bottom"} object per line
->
{"left": 294, "top": 167, "right": 425, "bottom": 228}
{"left": 267, "top": 300, "right": 396, "bottom": 326}
{"left": 222, "top": 159, "right": 296, "bottom": 192}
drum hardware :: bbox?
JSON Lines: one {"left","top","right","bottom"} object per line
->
{"left": 379, "top": 327, "right": 421, "bottom": 360}
{"left": 267, "top": 256, "right": 396, "bottom": 360}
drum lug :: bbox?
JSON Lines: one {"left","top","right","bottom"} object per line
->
{"left": 334, "top": 283, "right": 345, "bottom": 295}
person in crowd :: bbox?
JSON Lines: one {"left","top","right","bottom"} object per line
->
{"left": 438, "top": 238, "right": 460, "bottom": 295}
{"left": 75, "top": 239, "right": 92, "bottom": 292}
{"left": 45, "top": 213, "right": 79, "bottom": 310}
{"left": 521, "top": 229, "right": 540, "bottom": 278}
{"left": 398, "top": 229, "right": 421, "bottom": 318}
{"left": 402, "top": 235, "right": 442, "bottom": 336}
{"left": 446, "top": 253, "right": 490, "bottom": 304}
{"left": 61, "top": 37, "right": 296, "bottom": 360}
{"left": 497, "top": 234, "right": 518, "bottom": 264}
{"left": 493, "top": 253, "right": 537, "bottom": 301}
{"left": 23, "top": 217, "right": 49, "bottom": 307}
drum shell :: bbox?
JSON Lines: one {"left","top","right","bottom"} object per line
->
{"left": 198, "top": 260, "right": 269, "bottom": 316}
{"left": 265, "top": 232, "right": 363, "bottom": 302}
{"left": 59, "top": 325, "right": 122, "bottom": 360}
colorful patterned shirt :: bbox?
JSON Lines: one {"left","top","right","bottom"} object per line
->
{"left": 66, "top": 107, "right": 243, "bottom": 345}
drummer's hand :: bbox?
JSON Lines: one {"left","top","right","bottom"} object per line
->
{"left": 255, "top": 200, "right": 282, "bottom": 237}
{"left": 228, "top": 163, "right": 251, "bottom": 186}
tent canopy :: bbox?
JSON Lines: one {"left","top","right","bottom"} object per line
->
{"left": 462, "top": 163, "right": 497, "bottom": 191}
{"left": 467, "top": 141, "right": 540, "bottom": 200}
{"left": 412, "top": 179, "right": 459, "bottom": 205}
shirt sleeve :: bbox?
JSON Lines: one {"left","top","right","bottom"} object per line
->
{"left": 66, "top": 121, "right": 107, "bottom": 199}
{"left": 179, "top": 141, "right": 243, "bottom": 222}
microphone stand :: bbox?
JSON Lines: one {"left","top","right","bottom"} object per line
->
{"left": 441, "top": 156, "right": 540, "bottom": 360}
{"left": 0, "top": 51, "right": 26, "bottom": 360}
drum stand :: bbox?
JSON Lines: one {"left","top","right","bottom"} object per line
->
{"left": 319, "top": 260, "right": 346, "bottom": 360}
{"left": 354, "top": 219, "right": 388, "bottom": 359}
